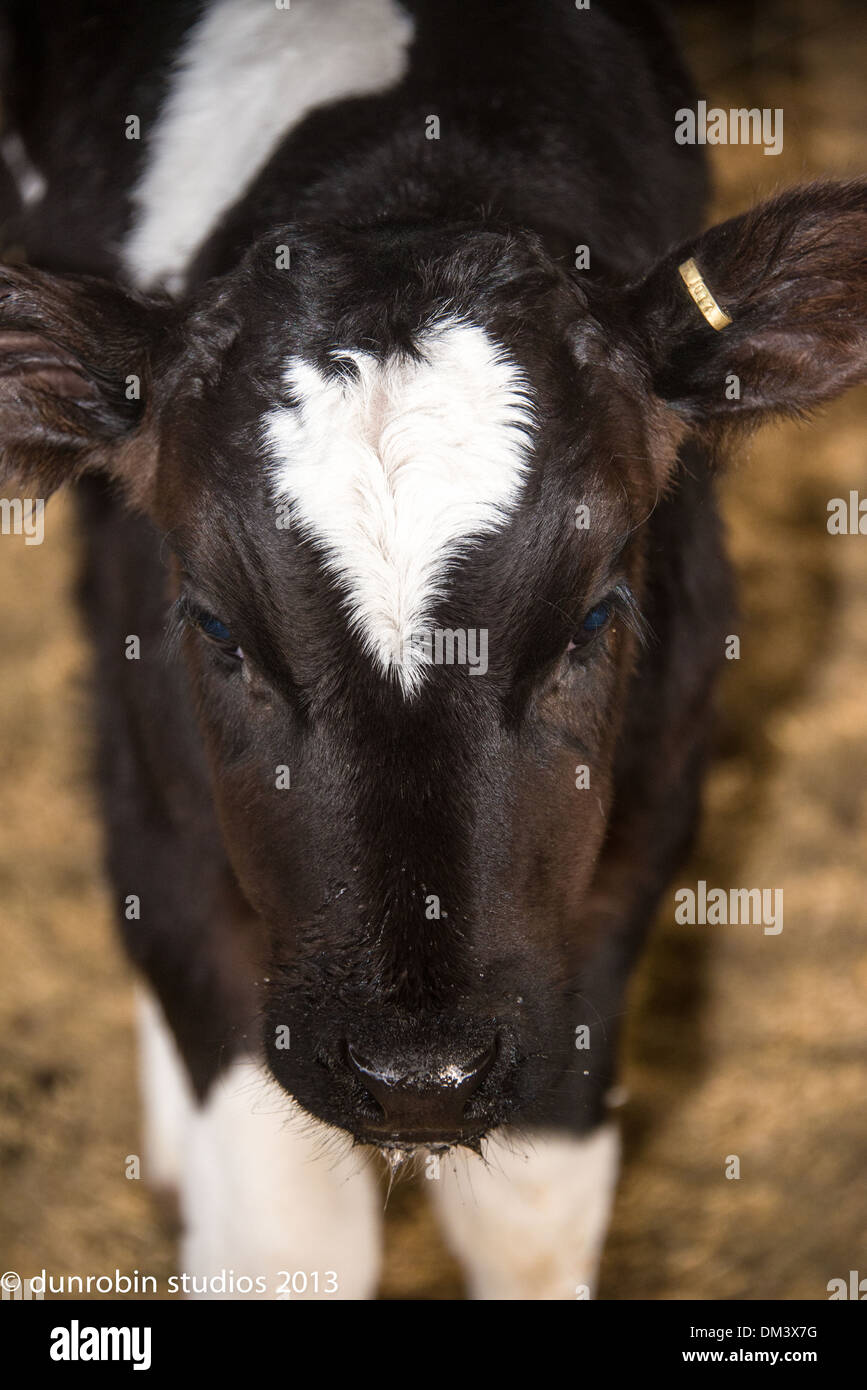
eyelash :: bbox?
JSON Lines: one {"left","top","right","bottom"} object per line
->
{"left": 567, "top": 583, "right": 646, "bottom": 658}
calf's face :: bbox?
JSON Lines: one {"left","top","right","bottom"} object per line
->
{"left": 3, "top": 184, "right": 867, "bottom": 1149}
{"left": 150, "top": 229, "right": 656, "bottom": 1146}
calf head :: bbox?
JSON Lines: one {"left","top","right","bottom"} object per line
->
{"left": 4, "top": 181, "right": 867, "bottom": 1150}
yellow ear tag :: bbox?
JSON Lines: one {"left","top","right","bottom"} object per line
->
{"left": 678, "top": 257, "right": 732, "bottom": 331}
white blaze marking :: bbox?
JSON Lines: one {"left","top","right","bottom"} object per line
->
{"left": 265, "top": 320, "right": 535, "bottom": 695}
{"left": 124, "top": 0, "right": 413, "bottom": 290}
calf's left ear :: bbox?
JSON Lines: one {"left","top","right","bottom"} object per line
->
{"left": 0, "top": 264, "right": 172, "bottom": 497}
{"left": 628, "top": 180, "right": 867, "bottom": 425}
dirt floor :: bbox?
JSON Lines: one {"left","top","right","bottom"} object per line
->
{"left": 1, "top": 0, "right": 866, "bottom": 1300}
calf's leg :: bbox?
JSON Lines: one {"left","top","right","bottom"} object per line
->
{"left": 430, "top": 1124, "right": 619, "bottom": 1300}
{"left": 138, "top": 987, "right": 383, "bottom": 1300}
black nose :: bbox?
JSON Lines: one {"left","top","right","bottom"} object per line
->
{"left": 347, "top": 1039, "right": 497, "bottom": 1142}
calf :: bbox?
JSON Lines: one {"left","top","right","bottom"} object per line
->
{"left": 2, "top": 0, "right": 867, "bottom": 1299}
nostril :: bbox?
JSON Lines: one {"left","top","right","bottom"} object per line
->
{"left": 428, "top": 1044, "right": 496, "bottom": 1104}
{"left": 346, "top": 1038, "right": 498, "bottom": 1133}
{"left": 346, "top": 1045, "right": 411, "bottom": 1088}
{"left": 347, "top": 1041, "right": 495, "bottom": 1089}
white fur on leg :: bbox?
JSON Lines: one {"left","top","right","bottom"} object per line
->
{"left": 429, "top": 1125, "right": 620, "bottom": 1300}
{"left": 135, "top": 985, "right": 196, "bottom": 1193}
{"left": 180, "top": 1059, "right": 382, "bottom": 1300}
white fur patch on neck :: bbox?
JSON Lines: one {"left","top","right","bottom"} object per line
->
{"left": 124, "top": 0, "right": 413, "bottom": 291}
{"left": 265, "top": 320, "right": 535, "bottom": 696}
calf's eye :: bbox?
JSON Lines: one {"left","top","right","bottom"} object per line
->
{"left": 195, "top": 610, "right": 244, "bottom": 661}
{"left": 567, "top": 598, "right": 614, "bottom": 654}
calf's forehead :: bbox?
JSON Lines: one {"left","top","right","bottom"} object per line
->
{"left": 262, "top": 318, "right": 536, "bottom": 697}
{"left": 167, "top": 309, "right": 647, "bottom": 701}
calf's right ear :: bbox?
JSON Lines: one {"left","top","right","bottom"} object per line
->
{"left": 0, "top": 264, "right": 172, "bottom": 499}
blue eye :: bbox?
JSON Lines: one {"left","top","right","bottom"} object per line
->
{"left": 194, "top": 610, "right": 243, "bottom": 659}
{"left": 567, "top": 597, "right": 615, "bottom": 654}
{"left": 581, "top": 602, "right": 611, "bottom": 633}
{"left": 200, "top": 613, "right": 232, "bottom": 642}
